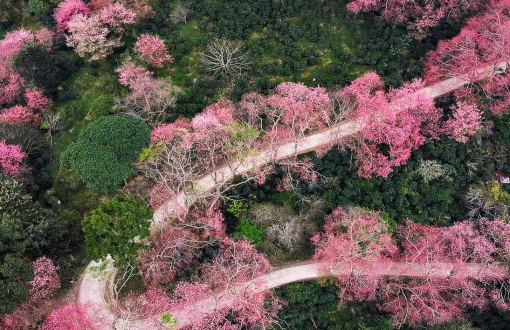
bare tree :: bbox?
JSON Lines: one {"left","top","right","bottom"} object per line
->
{"left": 199, "top": 39, "right": 250, "bottom": 77}
{"left": 169, "top": 2, "right": 191, "bottom": 24}
{"left": 41, "top": 112, "right": 63, "bottom": 145}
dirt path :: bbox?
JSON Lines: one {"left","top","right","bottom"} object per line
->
{"left": 77, "top": 63, "right": 509, "bottom": 329}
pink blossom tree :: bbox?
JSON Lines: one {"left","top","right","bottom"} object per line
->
{"left": 53, "top": 0, "right": 90, "bottom": 31}
{"left": 29, "top": 257, "right": 60, "bottom": 303}
{"left": 442, "top": 102, "right": 482, "bottom": 143}
{"left": 312, "top": 206, "right": 510, "bottom": 326}
{"left": 0, "top": 141, "right": 25, "bottom": 174}
{"left": 25, "top": 89, "right": 50, "bottom": 112}
{"left": 0, "top": 73, "right": 24, "bottom": 106}
{"left": 266, "top": 82, "right": 332, "bottom": 145}
{"left": 312, "top": 207, "right": 397, "bottom": 265}
{"left": 0, "top": 28, "right": 35, "bottom": 64}
{"left": 141, "top": 100, "right": 261, "bottom": 208}
{"left": 346, "top": 0, "right": 486, "bottom": 38}
{"left": 138, "top": 201, "right": 225, "bottom": 287}
{"left": 341, "top": 72, "right": 441, "bottom": 177}
{"left": 115, "top": 60, "right": 153, "bottom": 89}
{"left": 0, "top": 105, "right": 39, "bottom": 125}
{"left": 98, "top": 3, "right": 136, "bottom": 34}
{"left": 116, "top": 59, "right": 179, "bottom": 124}
{"left": 134, "top": 34, "right": 173, "bottom": 67}
{"left": 424, "top": 2, "right": 510, "bottom": 114}
{"left": 35, "top": 28, "right": 55, "bottom": 49}
{"left": 66, "top": 14, "right": 122, "bottom": 60}
{"left": 39, "top": 304, "right": 100, "bottom": 330}
{"left": 65, "top": 3, "right": 135, "bottom": 60}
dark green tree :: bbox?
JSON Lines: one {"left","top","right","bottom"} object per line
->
{"left": 61, "top": 116, "right": 150, "bottom": 193}
{"left": 82, "top": 195, "right": 152, "bottom": 266}
{"left": 13, "top": 43, "right": 82, "bottom": 95}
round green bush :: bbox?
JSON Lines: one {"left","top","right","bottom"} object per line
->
{"left": 61, "top": 116, "right": 150, "bottom": 193}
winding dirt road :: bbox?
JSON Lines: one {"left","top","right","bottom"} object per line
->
{"left": 77, "top": 62, "right": 509, "bottom": 329}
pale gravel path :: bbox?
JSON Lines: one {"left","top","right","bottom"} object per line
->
{"left": 78, "top": 62, "right": 509, "bottom": 329}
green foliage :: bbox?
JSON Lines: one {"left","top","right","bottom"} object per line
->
{"left": 313, "top": 138, "right": 493, "bottom": 225}
{"left": 227, "top": 200, "right": 249, "bottom": 218}
{"left": 27, "top": 0, "right": 59, "bottom": 16}
{"left": 82, "top": 195, "right": 152, "bottom": 266}
{"left": 60, "top": 116, "right": 150, "bottom": 193}
{"left": 161, "top": 313, "right": 178, "bottom": 329}
{"left": 233, "top": 218, "right": 264, "bottom": 244}
{"left": 273, "top": 280, "right": 392, "bottom": 330}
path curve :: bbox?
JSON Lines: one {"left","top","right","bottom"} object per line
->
{"left": 77, "top": 62, "right": 509, "bottom": 329}
{"left": 169, "top": 260, "right": 505, "bottom": 329}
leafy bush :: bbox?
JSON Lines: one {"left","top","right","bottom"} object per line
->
{"left": 233, "top": 218, "right": 265, "bottom": 244}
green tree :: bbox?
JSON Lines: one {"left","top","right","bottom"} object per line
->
{"left": 14, "top": 43, "right": 82, "bottom": 95}
{"left": 82, "top": 195, "right": 152, "bottom": 265}
{"left": 61, "top": 116, "right": 150, "bottom": 193}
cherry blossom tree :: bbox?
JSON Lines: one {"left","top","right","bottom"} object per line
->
{"left": 141, "top": 101, "right": 261, "bottom": 208}
{"left": 116, "top": 60, "right": 179, "bottom": 124}
{"left": 25, "top": 89, "right": 50, "bottom": 112}
{"left": 0, "top": 141, "right": 25, "bottom": 174}
{"left": 115, "top": 60, "right": 153, "bottom": 88}
{"left": 424, "top": 2, "right": 510, "bottom": 114}
{"left": 39, "top": 304, "right": 100, "bottom": 330}
{"left": 379, "top": 276, "right": 487, "bottom": 327}
{"left": 66, "top": 14, "right": 122, "bottom": 60}
{"left": 0, "top": 257, "right": 59, "bottom": 330}
{"left": 138, "top": 201, "right": 225, "bottom": 287}
{"left": 29, "top": 257, "right": 60, "bottom": 303}
{"left": 98, "top": 3, "right": 136, "bottom": 34}
{"left": 346, "top": 0, "right": 487, "bottom": 38}
{"left": 312, "top": 206, "right": 510, "bottom": 326}
{"left": 442, "top": 102, "right": 482, "bottom": 143}
{"left": 312, "top": 206, "right": 397, "bottom": 266}
{"left": 0, "top": 28, "right": 35, "bottom": 64}
{"left": 53, "top": 0, "right": 90, "bottom": 31}
{"left": 65, "top": 4, "right": 135, "bottom": 60}
{"left": 35, "top": 28, "right": 54, "bottom": 49}
{"left": 0, "top": 105, "right": 39, "bottom": 125}
{"left": 341, "top": 72, "right": 441, "bottom": 177}
{"left": 266, "top": 82, "right": 332, "bottom": 144}
{"left": 0, "top": 72, "right": 23, "bottom": 106}
{"left": 377, "top": 220, "right": 507, "bottom": 327}
{"left": 134, "top": 34, "right": 173, "bottom": 68}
